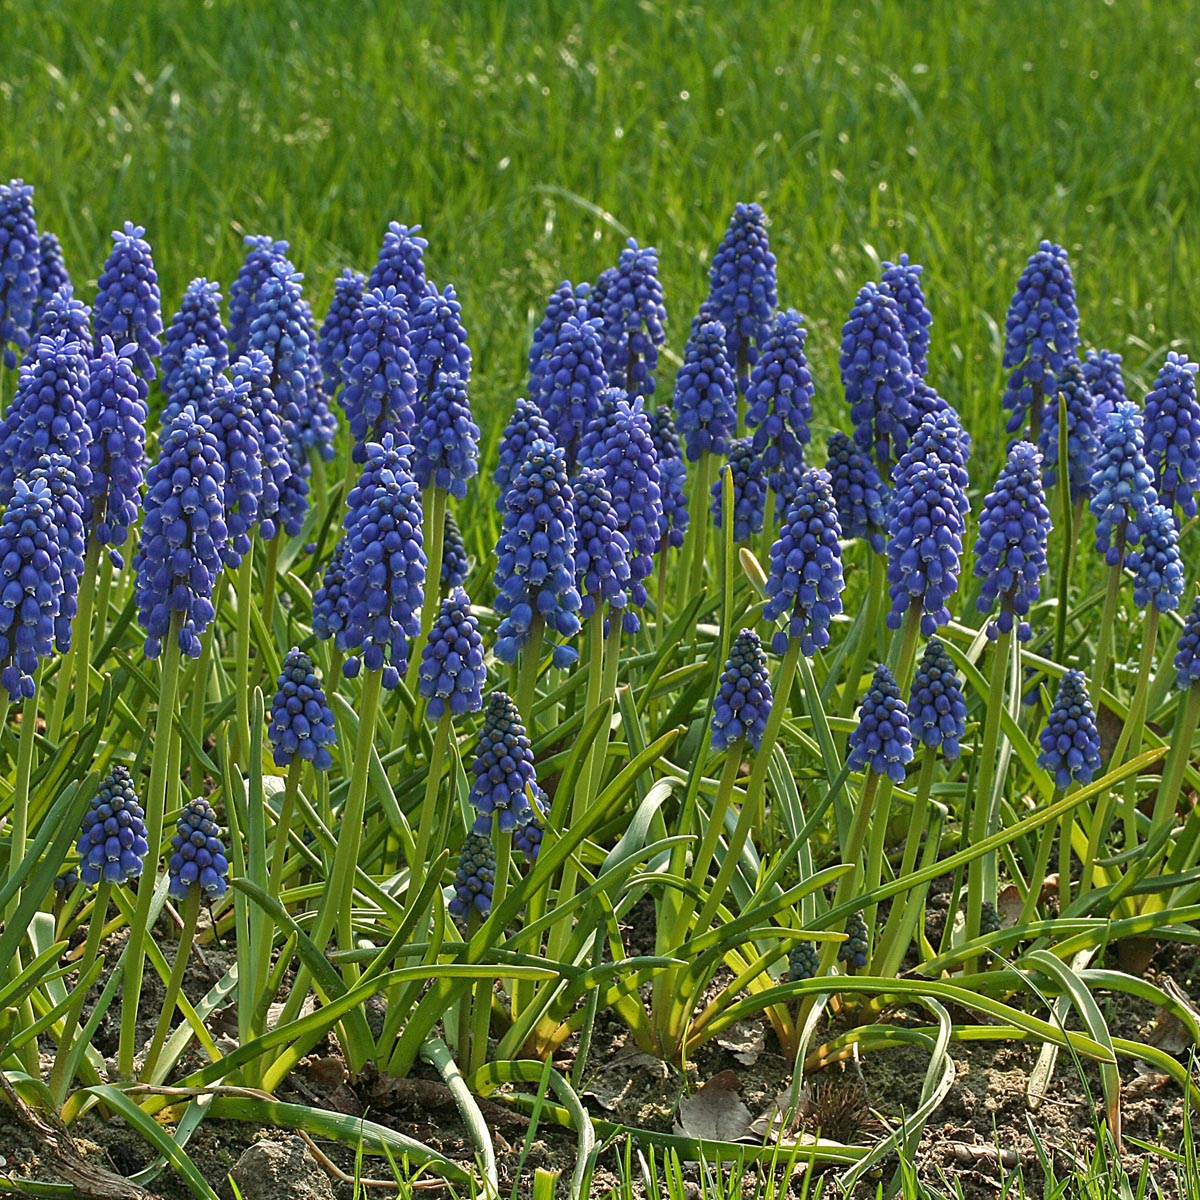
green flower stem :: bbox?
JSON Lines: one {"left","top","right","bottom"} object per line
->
{"left": 311, "top": 665, "right": 384, "bottom": 967}
{"left": 457, "top": 907, "right": 482, "bottom": 1060}
{"left": 964, "top": 625, "right": 1013, "bottom": 963}
{"left": 1020, "top": 788, "right": 1063, "bottom": 926}
{"left": 268, "top": 757, "right": 305, "bottom": 902}
{"left": 233, "top": 551, "right": 255, "bottom": 765}
{"left": 48, "top": 881, "right": 112, "bottom": 1104}
{"left": 654, "top": 538, "right": 670, "bottom": 653}
{"left": 5, "top": 672, "right": 40, "bottom": 920}
{"left": 185, "top": 623, "right": 215, "bottom": 789}
{"left": 692, "top": 637, "right": 801, "bottom": 936}
{"left": 861, "top": 775, "right": 898, "bottom": 933}
{"left": 593, "top": 616, "right": 623, "bottom": 800}
{"left": 688, "top": 746, "right": 745, "bottom": 903}
{"left": 676, "top": 450, "right": 713, "bottom": 609}
{"left": 515, "top": 614, "right": 545, "bottom": 735}
{"left": 873, "top": 751, "right": 937, "bottom": 975}
{"left": 1092, "top": 549, "right": 1126, "bottom": 711}
{"left": 1028, "top": 379, "right": 1045, "bottom": 446}
{"left": 48, "top": 536, "right": 101, "bottom": 743}
{"left": 890, "top": 602, "right": 925, "bottom": 697}
{"left": 838, "top": 551, "right": 886, "bottom": 722}
{"left": 141, "top": 886, "right": 202, "bottom": 1083}
{"left": 261, "top": 533, "right": 282, "bottom": 624}
{"left": 1053, "top": 395, "right": 1074, "bottom": 665}
{"left": 1111, "top": 605, "right": 1160, "bottom": 855}
{"left": 119, "top": 614, "right": 183, "bottom": 1079}
{"left": 410, "top": 711, "right": 452, "bottom": 901}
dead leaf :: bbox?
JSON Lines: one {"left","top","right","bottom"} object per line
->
{"left": 996, "top": 884, "right": 1023, "bottom": 928}
{"left": 944, "top": 1141, "right": 1020, "bottom": 1169}
{"left": 582, "top": 1048, "right": 668, "bottom": 1112}
{"left": 716, "top": 1021, "right": 765, "bottom": 1067}
{"left": 674, "top": 1071, "right": 752, "bottom": 1142}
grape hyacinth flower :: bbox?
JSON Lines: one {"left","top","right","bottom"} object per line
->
{"left": 847, "top": 664, "right": 914, "bottom": 783}
{"left": 205, "top": 363, "right": 264, "bottom": 569}
{"left": 246, "top": 261, "right": 316, "bottom": 450}
{"left": 705, "top": 202, "right": 777, "bottom": 374}
{"left": 513, "top": 804, "right": 544, "bottom": 864}
{"left": 230, "top": 349, "right": 292, "bottom": 542}
{"left": 825, "top": 431, "right": 887, "bottom": 554}
{"left": 787, "top": 941, "right": 819, "bottom": 982}
{"left": 1001, "top": 240, "right": 1079, "bottom": 436}
{"left": 492, "top": 440, "right": 581, "bottom": 666}
{"left": 1128, "top": 503, "right": 1184, "bottom": 611}
{"left": 745, "top": 309, "right": 813, "bottom": 483}
{"left": 1174, "top": 597, "right": 1200, "bottom": 690}
{"left": 532, "top": 313, "right": 608, "bottom": 459}
{"left": 1089, "top": 400, "right": 1157, "bottom": 564}
{"left": 161, "top": 279, "right": 229, "bottom": 397}
{"left": 468, "top": 691, "right": 538, "bottom": 831}
{"left": 84, "top": 336, "right": 148, "bottom": 553}
{"left": 29, "top": 454, "right": 86, "bottom": 654}
{"left": 167, "top": 799, "right": 229, "bottom": 900}
{"left": 410, "top": 282, "right": 472, "bottom": 401}
{"left": 570, "top": 467, "right": 632, "bottom": 620}
{"left": 908, "top": 639, "right": 967, "bottom": 761}
{"left": 35, "top": 231, "right": 69, "bottom": 325}
{"left": 649, "top": 406, "right": 688, "bottom": 548}
{"left": 0, "top": 333, "right": 92, "bottom": 504}
{"left": 880, "top": 254, "right": 932, "bottom": 378}
{"left": 1083, "top": 348, "right": 1127, "bottom": 426}
{"left": 673, "top": 318, "right": 738, "bottom": 461}
{"left": 26, "top": 285, "right": 91, "bottom": 364}
{"left": 442, "top": 510, "right": 470, "bottom": 589}
{"left": 338, "top": 434, "right": 426, "bottom": 687}
{"left": 76, "top": 766, "right": 149, "bottom": 886}
{"left": 318, "top": 268, "right": 365, "bottom": 397}
{"left": 367, "top": 221, "right": 428, "bottom": 312}
{"left": 312, "top": 537, "right": 350, "bottom": 644}
{"left": 885, "top": 414, "right": 969, "bottom": 635}
{"left": 494, "top": 397, "right": 552, "bottom": 512}
{"left": 228, "top": 235, "right": 290, "bottom": 354}
{"left": 906, "top": 379, "right": 966, "bottom": 447}
{"left": 1037, "top": 670, "right": 1102, "bottom": 790}
{"left": 839, "top": 912, "right": 870, "bottom": 970}
{"left": 840, "top": 282, "right": 915, "bottom": 469}
{"left": 973, "top": 441, "right": 1052, "bottom": 642}
{"left": 897, "top": 407, "right": 972, "bottom": 486}
{"left": 412, "top": 372, "right": 479, "bottom": 499}
{"left": 1039, "top": 361, "right": 1100, "bottom": 501}
{"left": 133, "top": 404, "right": 227, "bottom": 659}
{"left": 763, "top": 468, "right": 845, "bottom": 655}
{"left": 1143, "top": 351, "right": 1200, "bottom": 519}
{"left": 341, "top": 285, "right": 419, "bottom": 462}
{"left": 93, "top": 222, "right": 162, "bottom": 380}
{"left": 160, "top": 337, "right": 223, "bottom": 429}
{"left": 448, "top": 830, "right": 495, "bottom": 920}
{"left": 0, "top": 476, "right": 64, "bottom": 699}
{"left": 418, "top": 587, "right": 487, "bottom": 719}
{"left": 529, "top": 280, "right": 591, "bottom": 396}
{"left": 711, "top": 438, "right": 767, "bottom": 543}
{"left": 597, "top": 238, "right": 666, "bottom": 397}
{"left": 0, "top": 179, "right": 40, "bottom": 367}
{"left": 710, "top": 628, "right": 773, "bottom": 751}
{"left": 269, "top": 648, "right": 338, "bottom": 771}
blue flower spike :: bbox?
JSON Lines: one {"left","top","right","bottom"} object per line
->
{"left": 418, "top": 587, "right": 487, "bottom": 719}
{"left": 269, "top": 648, "right": 338, "bottom": 771}
{"left": 76, "top": 765, "right": 149, "bottom": 887}
{"left": 711, "top": 628, "right": 773, "bottom": 752}
{"left": 908, "top": 639, "right": 967, "bottom": 761}
{"left": 93, "top": 221, "right": 163, "bottom": 380}
{"left": 1036, "top": 669, "right": 1102, "bottom": 791}
{"left": 167, "top": 798, "right": 229, "bottom": 900}
{"left": 847, "top": 663, "right": 914, "bottom": 784}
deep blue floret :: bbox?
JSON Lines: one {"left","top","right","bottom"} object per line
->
{"left": 494, "top": 397, "right": 552, "bottom": 512}
{"left": 93, "top": 222, "right": 162, "bottom": 380}
{"left": 1174, "top": 597, "right": 1200, "bottom": 690}
{"left": 570, "top": 467, "right": 632, "bottom": 620}
{"left": 228, "top": 235, "right": 290, "bottom": 355}
{"left": 840, "top": 281, "right": 916, "bottom": 469}
{"left": 168, "top": 799, "right": 229, "bottom": 900}
{"left": 469, "top": 691, "right": 539, "bottom": 831}
{"left": 76, "top": 765, "right": 149, "bottom": 887}
{"left": 409, "top": 282, "right": 472, "bottom": 404}
{"left": 705, "top": 202, "right": 777, "bottom": 375}
{"left": 367, "top": 221, "right": 428, "bottom": 312}
{"left": 449, "top": 830, "right": 495, "bottom": 920}
{"left": 711, "top": 438, "right": 767, "bottom": 543}
{"left": 1037, "top": 669, "right": 1102, "bottom": 791}
{"left": 529, "top": 280, "right": 591, "bottom": 397}
{"left": 1128, "top": 503, "right": 1184, "bottom": 612}
{"left": 35, "top": 231, "right": 69, "bottom": 328}
{"left": 338, "top": 434, "right": 426, "bottom": 687}
{"left": 25, "top": 284, "right": 91, "bottom": 366}
{"left": 442, "top": 510, "right": 470, "bottom": 589}
{"left": 880, "top": 254, "right": 932, "bottom": 378}
{"left": 674, "top": 319, "right": 738, "bottom": 462}
{"left": 0, "top": 180, "right": 41, "bottom": 368}
{"left": 763, "top": 468, "right": 845, "bottom": 655}
{"left": 1001, "top": 241, "right": 1079, "bottom": 435}
{"left": 84, "top": 335, "right": 148, "bottom": 552}
{"left": 597, "top": 239, "right": 666, "bottom": 397}
{"left": 269, "top": 647, "right": 338, "bottom": 771}
{"left": 231, "top": 349, "right": 293, "bottom": 542}
{"left": 161, "top": 279, "right": 229, "bottom": 397}
{"left": 0, "top": 476, "right": 64, "bottom": 700}
{"left": 1089, "top": 400, "right": 1157, "bottom": 565}
{"left": 412, "top": 372, "right": 479, "bottom": 499}
{"left": 531, "top": 313, "right": 609, "bottom": 460}
{"left": 1143, "top": 351, "right": 1200, "bottom": 519}
{"left": 341, "top": 285, "right": 418, "bottom": 463}
{"left": 973, "top": 441, "right": 1052, "bottom": 642}
{"left": 908, "top": 639, "right": 967, "bottom": 761}
{"left": 825, "top": 431, "right": 887, "bottom": 554}
{"left": 492, "top": 439, "right": 581, "bottom": 665}
{"left": 745, "top": 309, "right": 813, "bottom": 484}
{"left": 419, "top": 587, "right": 487, "bottom": 719}
{"left": 1039, "top": 361, "right": 1101, "bottom": 501}
{"left": 133, "top": 403, "right": 227, "bottom": 659}
{"left": 711, "top": 628, "right": 773, "bottom": 752}
{"left": 648, "top": 406, "right": 688, "bottom": 548}
{"left": 1083, "top": 348, "right": 1127, "bottom": 427}
{"left": 847, "top": 663, "right": 914, "bottom": 784}
{"left": 318, "top": 268, "right": 365, "bottom": 397}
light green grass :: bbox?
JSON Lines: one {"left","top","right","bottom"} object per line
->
{"left": 4, "top": 0, "right": 1198, "bottom": 477}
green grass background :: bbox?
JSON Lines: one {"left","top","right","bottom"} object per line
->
{"left": 5, "top": 0, "right": 1199, "bottom": 475}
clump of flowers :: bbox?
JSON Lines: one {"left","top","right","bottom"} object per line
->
{"left": 1039, "top": 361, "right": 1100, "bottom": 501}
{"left": 412, "top": 372, "right": 479, "bottom": 498}
{"left": 1173, "top": 597, "right": 1200, "bottom": 690}
{"left": 529, "top": 280, "right": 591, "bottom": 396}
{"left": 441, "top": 509, "right": 470, "bottom": 589}
{"left": 825, "top": 431, "right": 886, "bottom": 554}
{"left": 532, "top": 314, "right": 609, "bottom": 459}
{"left": 1143, "top": 351, "right": 1200, "bottom": 519}
{"left": 449, "top": 831, "right": 495, "bottom": 920}
{"left": 710, "top": 629, "right": 773, "bottom": 751}
{"left": 847, "top": 663, "right": 914, "bottom": 783}
{"left": 269, "top": 648, "right": 338, "bottom": 771}
{"left": 597, "top": 238, "right": 666, "bottom": 397}
{"left": 0, "top": 179, "right": 41, "bottom": 367}
{"left": 93, "top": 222, "right": 162, "bottom": 380}
{"left": 711, "top": 438, "right": 767, "bottom": 543}
{"left": 26, "top": 285, "right": 90, "bottom": 363}
{"left": 880, "top": 254, "right": 932, "bottom": 378}
{"left": 570, "top": 468, "right": 631, "bottom": 620}
{"left": 1037, "top": 670, "right": 1102, "bottom": 790}
{"left": 76, "top": 766, "right": 149, "bottom": 887}
{"left": 167, "top": 799, "right": 229, "bottom": 900}
{"left": 1089, "top": 400, "right": 1156, "bottom": 564}
{"left": 367, "top": 221, "right": 428, "bottom": 312}
{"left": 1128, "top": 503, "right": 1184, "bottom": 611}
{"left": 908, "top": 640, "right": 967, "bottom": 761}
{"left": 419, "top": 587, "right": 487, "bottom": 719}
{"left": 648, "top": 406, "right": 688, "bottom": 548}
{"left": 161, "top": 278, "right": 229, "bottom": 396}
{"left": 319, "top": 268, "right": 365, "bottom": 396}
{"left": 705, "top": 202, "right": 777, "bottom": 372}
{"left": 745, "top": 309, "right": 813, "bottom": 482}
{"left": 468, "top": 691, "right": 538, "bottom": 831}
{"left": 673, "top": 319, "right": 737, "bottom": 460}
{"left": 410, "top": 282, "right": 472, "bottom": 400}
